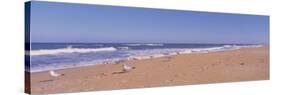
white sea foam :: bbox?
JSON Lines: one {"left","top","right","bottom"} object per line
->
{"left": 125, "top": 43, "right": 164, "bottom": 46}
{"left": 228, "top": 44, "right": 263, "bottom": 48}
{"left": 133, "top": 56, "right": 152, "bottom": 60}
{"left": 146, "top": 44, "right": 164, "bottom": 46}
{"left": 117, "top": 47, "right": 130, "bottom": 50}
{"left": 151, "top": 54, "right": 166, "bottom": 58}
{"left": 178, "top": 50, "right": 193, "bottom": 54}
{"left": 168, "top": 52, "right": 178, "bottom": 56}
{"left": 29, "top": 47, "right": 117, "bottom": 56}
{"left": 177, "top": 45, "right": 263, "bottom": 54}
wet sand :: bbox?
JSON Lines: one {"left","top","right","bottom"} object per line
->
{"left": 29, "top": 47, "right": 269, "bottom": 94}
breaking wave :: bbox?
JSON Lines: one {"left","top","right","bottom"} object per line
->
{"left": 29, "top": 47, "right": 117, "bottom": 56}
{"left": 124, "top": 43, "right": 164, "bottom": 46}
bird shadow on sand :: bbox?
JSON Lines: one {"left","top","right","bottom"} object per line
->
{"left": 112, "top": 67, "right": 136, "bottom": 75}
{"left": 112, "top": 71, "right": 129, "bottom": 74}
{"left": 39, "top": 73, "right": 66, "bottom": 83}
{"left": 39, "top": 79, "right": 54, "bottom": 83}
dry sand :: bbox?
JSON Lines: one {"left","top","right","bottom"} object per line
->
{"left": 29, "top": 47, "right": 269, "bottom": 94}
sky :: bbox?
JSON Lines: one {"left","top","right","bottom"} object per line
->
{"left": 30, "top": 1, "right": 269, "bottom": 44}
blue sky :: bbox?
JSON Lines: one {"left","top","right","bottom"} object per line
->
{"left": 30, "top": 1, "right": 269, "bottom": 44}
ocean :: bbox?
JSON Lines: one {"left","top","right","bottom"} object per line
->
{"left": 27, "top": 43, "right": 262, "bottom": 72}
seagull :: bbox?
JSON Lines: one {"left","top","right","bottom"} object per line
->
{"left": 49, "top": 70, "right": 64, "bottom": 77}
{"left": 122, "top": 64, "right": 135, "bottom": 72}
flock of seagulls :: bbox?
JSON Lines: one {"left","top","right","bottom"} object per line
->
{"left": 48, "top": 64, "right": 135, "bottom": 77}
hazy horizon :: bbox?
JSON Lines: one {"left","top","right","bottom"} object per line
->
{"left": 30, "top": 1, "right": 269, "bottom": 44}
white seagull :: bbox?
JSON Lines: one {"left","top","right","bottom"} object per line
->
{"left": 122, "top": 64, "right": 135, "bottom": 72}
{"left": 49, "top": 70, "right": 64, "bottom": 77}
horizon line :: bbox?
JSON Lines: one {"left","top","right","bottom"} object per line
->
{"left": 29, "top": 42, "right": 268, "bottom": 45}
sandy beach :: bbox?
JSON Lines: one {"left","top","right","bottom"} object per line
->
{"left": 29, "top": 47, "right": 269, "bottom": 94}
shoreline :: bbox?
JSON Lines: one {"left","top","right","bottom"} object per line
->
{"left": 30, "top": 46, "right": 269, "bottom": 94}
{"left": 30, "top": 45, "right": 263, "bottom": 73}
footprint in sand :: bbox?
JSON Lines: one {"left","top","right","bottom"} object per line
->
{"left": 164, "top": 79, "right": 174, "bottom": 83}
{"left": 174, "top": 74, "right": 181, "bottom": 78}
{"left": 201, "top": 66, "right": 209, "bottom": 71}
{"left": 96, "top": 73, "right": 107, "bottom": 78}
{"left": 211, "top": 63, "right": 217, "bottom": 66}
{"left": 121, "top": 79, "right": 128, "bottom": 83}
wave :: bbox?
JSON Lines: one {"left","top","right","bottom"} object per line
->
{"left": 225, "top": 44, "right": 262, "bottom": 48}
{"left": 173, "top": 44, "right": 262, "bottom": 54}
{"left": 117, "top": 47, "right": 130, "bottom": 50}
{"left": 124, "top": 43, "right": 164, "bottom": 46}
{"left": 29, "top": 47, "right": 117, "bottom": 56}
